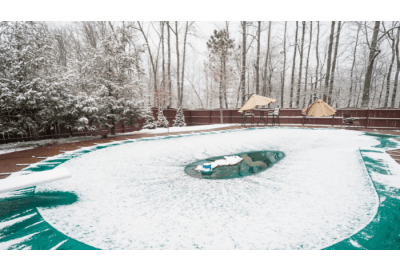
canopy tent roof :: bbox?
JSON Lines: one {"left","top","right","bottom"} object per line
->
{"left": 238, "top": 95, "right": 276, "bottom": 113}
{"left": 302, "top": 99, "right": 336, "bottom": 117}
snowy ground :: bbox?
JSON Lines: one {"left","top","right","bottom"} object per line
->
{"left": 27, "top": 127, "right": 400, "bottom": 250}
{"left": 117, "top": 124, "right": 240, "bottom": 135}
{"left": 0, "top": 146, "right": 35, "bottom": 155}
{"left": 0, "top": 136, "right": 98, "bottom": 155}
{"left": 0, "top": 124, "right": 239, "bottom": 156}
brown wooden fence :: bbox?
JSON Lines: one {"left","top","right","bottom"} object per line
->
{"left": 1, "top": 108, "right": 399, "bottom": 144}
{"left": 188, "top": 108, "right": 400, "bottom": 129}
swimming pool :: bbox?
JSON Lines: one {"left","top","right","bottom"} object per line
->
{"left": 1, "top": 127, "right": 400, "bottom": 250}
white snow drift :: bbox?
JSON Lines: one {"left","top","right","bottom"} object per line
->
{"left": 0, "top": 167, "right": 71, "bottom": 194}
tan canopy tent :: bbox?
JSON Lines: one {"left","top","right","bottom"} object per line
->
{"left": 238, "top": 94, "right": 276, "bottom": 113}
{"left": 302, "top": 99, "right": 336, "bottom": 117}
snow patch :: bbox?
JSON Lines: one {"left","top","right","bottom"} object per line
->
{"left": 118, "top": 124, "right": 239, "bottom": 135}
{"left": 194, "top": 155, "right": 243, "bottom": 171}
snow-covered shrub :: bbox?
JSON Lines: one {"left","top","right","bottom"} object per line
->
{"left": 142, "top": 107, "right": 157, "bottom": 129}
{"left": 173, "top": 107, "right": 187, "bottom": 127}
{"left": 156, "top": 106, "right": 169, "bottom": 128}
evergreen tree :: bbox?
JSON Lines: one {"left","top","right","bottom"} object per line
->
{"left": 0, "top": 21, "right": 57, "bottom": 139}
{"left": 142, "top": 106, "right": 157, "bottom": 129}
{"left": 61, "top": 92, "right": 99, "bottom": 136}
{"left": 156, "top": 106, "right": 169, "bottom": 128}
{"left": 71, "top": 22, "right": 143, "bottom": 135}
{"left": 206, "top": 29, "right": 235, "bottom": 108}
{"left": 173, "top": 107, "right": 187, "bottom": 127}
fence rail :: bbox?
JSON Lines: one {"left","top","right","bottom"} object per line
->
{"left": 1, "top": 108, "right": 399, "bottom": 144}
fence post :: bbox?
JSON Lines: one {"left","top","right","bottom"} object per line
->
{"left": 365, "top": 109, "right": 369, "bottom": 129}
{"left": 220, "top": 109, "right": 223, "bottom": 124}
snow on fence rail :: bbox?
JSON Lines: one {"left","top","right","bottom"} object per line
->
{"left": 1, "top": 108, "right": 399, "bottom": 144}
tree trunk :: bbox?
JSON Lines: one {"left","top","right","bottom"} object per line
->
{"left": 379, "top": 72, "right": 387, "bottom": 107}
{"left": 290, "top": 22, "right": 298, "bottom": 108}
{"left": 296, "top": 21, "right": 306, "bottom": 108}
{"left": 161, "top": 22, "right": 166, "bottom": 106}
{"left": 361, "top": 21, "right": 381, "bottom": 108}
{"left": 391, "top": 27, "right": 400, "bottom": 108}
{"left": 281, "top": 21, "right": 287, "bottom": 108}
{"left": 314, "top": 21, "right": 320, "bottom": 103}
{"left": 328, "top": 21, "right": 341, "bottom": 105}
{"left": 255, "top": 21, "right": 261, "bottom": 95}
{"left": 262, "top": 22, "right": 272, "bottom": 97}
{"left": 348, "top": 24, "right": 360, "bottom": 107}
{"left": 219, "top": 59, "right": 223, "bottom": 108}
{"left": 241, "top": 21, "right": 247, "bottom": 106}
{"left": 224, "top": 59, "right": 228, "bottom": 108}
{"left": 111, "top": 121, "right": 115, "bottom": 135}
{"left": 356, "top": 74, "right": 360, "bottom": 107}
{"left": 167, "top": 22, "right": 172, "bottom": 107}
{"left": 324, "top": 21, "right": 335, "bottom": 102}
{"left": 385, "top": 39, "right": 395, "bottom": 107}
{"left": 303, "top": 21, "right": 312, "bottom": 108}
{"left": 137, "top": 22, "right": 158, "bottom": 107}
{"left": 180, "top": 21, "right": 189, "bottom": 107}
{"left": 175, "top": 22, "right": 181, "bottom": 107}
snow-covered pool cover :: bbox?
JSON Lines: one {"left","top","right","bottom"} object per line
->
{"left": 29, "top": 128, "right": 387, "bottom": 250}
{"left": 194, "top": 155, "right": 243, "bottom": 171}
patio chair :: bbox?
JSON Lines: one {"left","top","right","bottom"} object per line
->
{"left": 341, "top": 111, "right": 361, "bottom": 130}
{"left": 242, "top": 110, "right": 255, "bottom": 126}
{"left": 267, "top": 107, "right": 280, "bottom": 126}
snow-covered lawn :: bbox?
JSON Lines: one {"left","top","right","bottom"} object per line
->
{"left": 30, "top": 127, "right": 400, "bottom": 250}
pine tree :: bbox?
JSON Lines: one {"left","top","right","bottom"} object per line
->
{"left": 0, "top": 21, "right": 56, "bottom": 139}
{"left": 206, "top": 29, "right": 235, "bottom": 108}
{"left": 74, "top": 22, "right": 143, "bottom": 134}
{"left": 156, "top": 106, "right": 169, "bottom": 128}
{"left": 142, "top": 106, "right": 157, "bottom": 129}
{"left": 173, "top": 107, "right": 187, "bottom": 127}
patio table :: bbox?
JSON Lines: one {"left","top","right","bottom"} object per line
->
{"left": 256, "top": 109, "right": 273, "bottom": 126}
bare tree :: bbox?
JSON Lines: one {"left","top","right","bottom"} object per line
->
{"left": 296, "top": 21, "right": 306, "bottom": 107}
{"left": 303, "top": 21, "right": 312, "bottom": 108}
{"left": 383, "top": 22, "right": 396, "bottom": 107}
{"left": 290, "top": 21, "right": 298, "bottom": 108}
{"left": 180, "top": 21, "right": 189, "bottom": 107}
{"left": 324, "top": 21, "right": 335, "bottom": 102}
{"left": 391, "top": 27, "right": 400, "bottom": 108}
{"left": 281, "top": 21, "right": 287, "bottom": 108}
{"left": 361, "top": 21, "right": 381, "bottom": 108}
{"left": 328, "top": 21, "right": 341, "bottom": 105}
{"left": 167, "top": 22, "right": 172, "bottom": 107}
{"left": 262, "top": 22, "right": 272, "bottom": 96}
{"left": 160, "top": 22, "right": 166, "bottom": 106}
{"left": 174, "top": 22, "right": 181, "bottom": 107}
{"left": 241, "top": 21, "right": 247, "bottom": 105}
{"left": 255, "top": 21, "right": 261, "bottom": 95}
{"left": 348, "top": 23, "right": 360, "bottom": 107}
{"left": 314, "top": 21, "right": 320, "bottom": 101}
{"left": 137, "top": 21, "right": 159, "bottom": 106}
